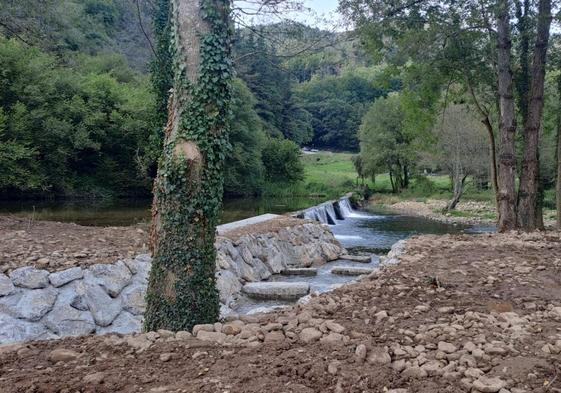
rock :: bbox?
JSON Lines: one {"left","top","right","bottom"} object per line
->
{"left": 193, "top": 324, "right": 215, "bottom": 336}
{"left": 81, "top": 283, "right": 122, "bottom": 327}
{"left": 327, "top": 361, "right": 339, "bottom": 375}
{"left": 83, "top": 372, "right": 105, "bottom": 384}
{"left": 299, "top": 327, "right": 322, "bottom": 343}
{"left": 215, "top": 270, "right": 241, "bottom": 304}
{"left": 44, "top": 304, "right": 95, "bottom": 336}
{"left": 437, "top": 306, "right": 455, "bottom": 314}
{"left": 125, "top": 334, "right": 152, "bottom": 352}
{"left": 325, "top": 321, "right": 345, "bottom": 334}
{"left": 375, "top": 310, "right": 388, "bottom": 323}
{"left": 10, "top": 267, "right": 49, "bottom": 289}
{"left": 438, "top": 341, "right": 457, "bottom": 354}
{"left": 331, "top": 267, "right": 374, "bottom": 276}
{"left": 387, "top": 390, "right": 409, "bottom": 393}
{"left": 97, "top": 311, "right": 142, "bottom": 335}
{"left": 242, "top": 282, "right": 309, "bottom": 300}
{"left": 421, "top": 360, "right": 444, "bottom": 376}
{"left": 120, "top": 283, "right": 146, "bottom": 315}
{"left": 222, "top": 323, "right": 242, "bottom": 336}
{"left": 320, "top": 332, "right": 344, "bottom": 344}
{"left": 0, "top": 274, "right": 15, "bottom": 297}
{"left": 355, "top": 344, "right": 367, "bottom": 361}
{"left": 49, "top": 348, "right": 79, "bottom": 363}
{"left": 339, "top": 254, "right": 372, "bottom": 263}
{"left": 0, "top": 313, "right": 52, "bottom": 344}
{"left": 367, "top": 347, "right": 391, "bottom": 364}
{"left": 176, "top": 331, "right": 192, "bottom": 340}
{"left": 264, "top": 331, "right": 285, "bottom": 342}
{"left": 85, "top": 261, "right": 132, "bottom": 298}
{"left": 197, "top": 330, "right": 227, "bottom": 344}
{"left": 159, "top": 353, "right": 172, "bottom": 362}
{"left": 15, "top": 287, "right": 57, "bottom": 321}
{"left": 281, "top": 268, "right": 318, "bottom": 276}
{"left": 402, "top": 366, "right": 428, "bottom": 378}
{"left": 391, "top": 359, "right": 407, "bottom": 372}
{"left": 48, "top": 267, "right": 83, "bottom": 288}
{"left": 472, "top": 376, "right": 507, "bottom": 392}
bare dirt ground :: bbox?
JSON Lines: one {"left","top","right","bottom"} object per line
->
{"left": 0, "top": 216, "right": 149, "bottom": 273}
{"left": 0, "top": 215, "right": 312, "bottom": 273}
{"left": 1, "top": 231, "right": 561, "bottom": 392}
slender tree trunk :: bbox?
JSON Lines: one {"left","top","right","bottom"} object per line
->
{"left": 556, "top": 75, "right": 561, "bottom": 229}
{"left": 466, "top": 81, "right": 499, "bottom": 208}
{"left": 496, "top": 0, "right": 518, "bottom": 232}
{"left": 447, "top": 175, "right": 468, "bottom": 211}
{"left": 517, "top": 0, "right": 551, "bottom": 231}
{"left": 145, "top": 0, "right": 232, "bottom": 331}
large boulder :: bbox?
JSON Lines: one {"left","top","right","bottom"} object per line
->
{"left": 10, "top": 267, "right": 49, "bottom": 289}
{"left": 49, "top": 267, "right": 83, "bottom": 288}
{"left": 97, "top": 311, "right": 142, "bottom": 335}
{"left": 84, "top": 261, "right": 132, "bottom": 298}
{"left": 79, "top": 283, "right": 122, "bottom": 327}
{"left": 15, "top": 287, "right": 58, "bottom": 321}
{"left": 0, "top": 313, "right": 54, "bottom": 344}
{"left": 0, "top": 274, "right": 15, "bottom": 297}
{"left": 215, "top": 270, "right": 241, "bottom": 305}
{"left": 44, "top": 304, "right": 95, "bottom": 336}
{"left": 120, "top": 283, "right": 147, "bottom": 315}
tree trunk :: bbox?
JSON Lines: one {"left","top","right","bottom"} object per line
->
{"left": 517, "top": 0, "right": 551, "bottom": 231}
{"left": 447, "top": 175, "right": 468, "bottom": 211}
{"left": 145, "top": 0, "right": 232, "bottom": 332}
{"left": 556, "top": 75, "right": 561, "bottom": 229}
{"left": 482, "top": 117, "right": 499, "bottom": 207}
{"left": 496, "top": 0, "right": 518, "bottom": 232}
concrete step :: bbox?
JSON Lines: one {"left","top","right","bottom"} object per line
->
{"left": 242, "top": 282, "right": 310, "bottom": 300}
{"left": 340, "top": 254, "right": 373, "bottom": 263}
{"left": 281, "top": 268, "right": 318, "bottom": 276}
{"left": 331, "top": 267, "right": 375, "bottom": 276}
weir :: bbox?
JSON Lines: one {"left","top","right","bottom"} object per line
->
{"left": 299, "top": 196, "right": 359, "bottom": 225}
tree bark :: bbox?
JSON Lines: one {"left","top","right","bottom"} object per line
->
{"left": 447, "top": 175, "right": 468, "bottom": 211}
{"left": 556, "top": 76, "right": 561, "bottom": 229}
{"left": 517, "top": 0, "right": 551, "bottom": 231}
{"left": 145, "top": 0, "right": 232, "bottom": 331}
{"left": 467, "top": 81, "right": 499, "bottom": 208}
{"left": 496, "top": 0, "right": 518, "bottom": 232}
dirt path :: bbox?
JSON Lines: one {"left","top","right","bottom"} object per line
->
{"left": 1, "top": 231, "right": 561, "bottom": 392}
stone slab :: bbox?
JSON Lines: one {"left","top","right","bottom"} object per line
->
{"left": 339, "top": 254, "right": 373, "bottom": 263}
{"left": 217, "top": 214, "right": 281, "bottom": 235}
{"left": 331, "top": 267, "right": 375, "bottom": 276}
{"left": 281, "top": 268, "right": 318, "bottom": 276}
{"left": 242, "top": 282, "right": 310, "bottom": 300}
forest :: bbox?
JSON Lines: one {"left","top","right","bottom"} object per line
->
{"left": 0, "top": 0, "right": 398, "bottom": 200}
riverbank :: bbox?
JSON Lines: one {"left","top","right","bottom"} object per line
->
{"left": 1, "top": 231, "right": 560, "bottom": 392}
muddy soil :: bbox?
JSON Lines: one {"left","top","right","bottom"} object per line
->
{"left": 1, "top": 231, "right": 560, "bottom": 392}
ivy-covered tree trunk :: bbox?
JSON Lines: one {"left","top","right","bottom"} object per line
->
{"left": 144, "top": 0, "right": 232, "bottom": 332}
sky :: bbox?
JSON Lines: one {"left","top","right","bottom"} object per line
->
{"left": 307, "top": 0, "right": 339, "bottom": 14}
{"left": 235, "top": 0, "right": 345, "bottom": 30}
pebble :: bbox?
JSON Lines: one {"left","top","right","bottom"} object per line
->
{"left": 48, "top": 349, "right": 79, "bottom": 363}
{"left": 299, "top": 327, "right": 322, "bottom": 343}
{"left": 437, "top": 341, "right": 457, "bottom": 354}
{"left": 159, "top": 353, "right": 172, "bottom": 362}
{"left": 472, "top": 376, "right": 507, "bottom": 392}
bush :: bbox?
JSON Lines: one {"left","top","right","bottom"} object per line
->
{"left": 409, "top": 176, "right": 437, "bottom": 195}
{"left": 261, "top": 138, "right": 304, "bottom": 183}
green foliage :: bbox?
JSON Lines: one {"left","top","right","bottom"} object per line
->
{"left": 294, "top": 66, "right": 399, "bottom": 150}
{"left": 0, "top": 36, "right": 156, "bottom": 198}
{"left": 262, "top": 138, "right": 304, "bottom": 183}
{"left": 359, "top": 93, "right": 415, "bottom": 193}
{"left": 224, "top": 79, "right": 267, "bottom": 196}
